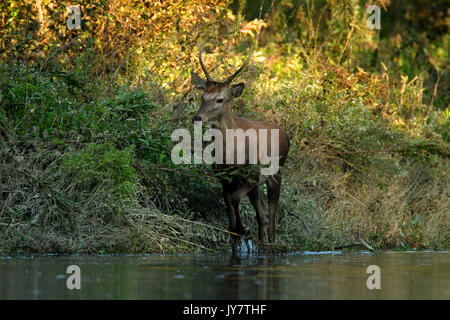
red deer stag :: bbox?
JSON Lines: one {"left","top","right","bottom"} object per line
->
{"left": 191, "top": 41, "right": 290, "bottom": 254}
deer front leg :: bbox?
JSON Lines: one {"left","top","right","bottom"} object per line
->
{"left": 230, "top": 181, "right": 256, "bottom": 237}
{"left": 222, "top": 181, "right": 239, "bottom": 254}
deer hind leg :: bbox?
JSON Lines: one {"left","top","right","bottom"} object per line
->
{"left": 266, "top": 171, "right": 282, "bottom": 243}
{"left": 248, "top": 186, "right": 266, "bottom": 242}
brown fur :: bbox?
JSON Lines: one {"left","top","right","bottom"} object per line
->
{"left": 205, "top": 82, "right": 224, "bottom": 93}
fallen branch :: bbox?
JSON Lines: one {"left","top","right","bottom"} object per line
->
{"left": 334, "top": 239, "right": 375, "bottom": 252}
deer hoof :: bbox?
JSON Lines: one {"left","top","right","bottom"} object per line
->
{"left": 241, "top": 226, "right": 250, "bottom": 237}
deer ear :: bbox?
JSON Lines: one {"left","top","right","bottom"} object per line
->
{"left": 230, "top": 83, "right": 245, "bottom": 98}
{"left": 191, "top": 71, "right": 207, "bottom": 90}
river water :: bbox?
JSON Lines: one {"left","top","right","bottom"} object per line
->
{"left": 0, "top": 251, "right": 448, "bottom": 299}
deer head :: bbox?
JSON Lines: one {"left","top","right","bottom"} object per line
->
{"left": 191, "top": 41, "right": 253, "bottom": 126}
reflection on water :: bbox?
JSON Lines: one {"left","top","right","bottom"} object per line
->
{"left": 0, "top": 251, "right": 448, "bottom": 299}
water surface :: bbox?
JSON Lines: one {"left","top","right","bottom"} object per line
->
{"left": 0, "top": 251, "right": 448, "bottom": 299}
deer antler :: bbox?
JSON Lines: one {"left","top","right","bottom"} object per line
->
{"left": 198, "top": 40, "right": 254, "bottom": 84}
{"left": 225, "top": 42, "right": 254, "bottom": 84}
{"left": 199, "top": 40, "right": 213, "bottom": 82}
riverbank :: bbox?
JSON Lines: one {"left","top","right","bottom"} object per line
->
{"left": 0, "top": 62, "right": 448, "bottom": 254}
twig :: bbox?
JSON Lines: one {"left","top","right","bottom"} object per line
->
{"left": 146, "top": 213, "right": 249, "bottom": 239}
{"left": 0, "top": 222, "right": 29, "bottom": 227}
{"left": 359, "top": 238, "right": 375, "bottom": 251}
{"left": 337, "top": 4, "right": 357, "bottom": 65}
{"left": 106, "top": 47, "right": 136, "bottom": 93}
{"left": 160, "top": 234, "right": 217, "bottom": 253}
{"left": 325, "top": 154, "right": 363, "bottom": 172}
{"left": 135, "top": 162, "right": 211, "bottom": 178}
{"left": 335, "top": 239, "right": 375, "bottom": 252}
{"left": 288, "top": 212, "right": 320, "bottom": 243}
{"left": 344, "top": 191, "right": 367, "bottom": 208}
{"left": 39, "top": 37, "right": 83, "bottom": 72}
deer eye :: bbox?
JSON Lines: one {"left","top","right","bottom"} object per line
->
{"left": 216, "top": 98, "right": 224, "bottom": 103}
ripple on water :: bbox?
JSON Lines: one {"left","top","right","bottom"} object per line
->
{"left": 289, "top": 250, "right": 343, "bottom": 255}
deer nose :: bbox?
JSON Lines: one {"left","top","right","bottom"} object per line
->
{"left": 192, "top": 115, "right": 202, "bottom": 123}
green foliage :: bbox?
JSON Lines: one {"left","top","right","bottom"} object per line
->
{"left": 62, "top": 142, "right": 138, "bottom": 201}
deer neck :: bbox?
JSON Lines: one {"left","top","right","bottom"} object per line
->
{"left": 213, "top": 106, "right": 235, "bottom": 134}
